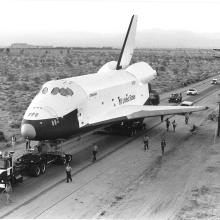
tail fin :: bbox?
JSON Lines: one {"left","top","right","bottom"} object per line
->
{"left": 116, "top": 15, "right": 138, "bottom": 70}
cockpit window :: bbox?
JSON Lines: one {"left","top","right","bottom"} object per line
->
{"left": 42, "top": 87, "right": 48, "bottom": 94}
{"left": 66, "top": 88, "right": 74, "bottom": 96}
{"left": 60, "top": 88, "right": 67, "bottom": 96}
{"left": 50, "top": 87, "right": 74, "bottom": 96}
{"left": 51, "top": 87, "right": 60, "bottom": 95}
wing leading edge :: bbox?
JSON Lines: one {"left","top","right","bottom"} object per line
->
{"left": 89, "top": 105, "right": 208, "bottom": 126}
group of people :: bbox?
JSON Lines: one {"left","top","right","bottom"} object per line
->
{"left": 165, "top": 118, "right": 177, "bottom": 132}
{"left": 165, "top": 113, "right": 190, "bottom": 132}
{"left": 143, "top": 134, "right": 166, "bottom": 156}
{"left": 143, "top": 113, "right": 193, "bottom": 156}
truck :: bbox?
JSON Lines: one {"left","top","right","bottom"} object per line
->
{"left": 168, "top": 93, "right": 182, "bottom": 103}
{"left": 0, "top": 152, "right": 23, "bottom": 190}
{"left": 0, "top": 141, "right": 72, "bottom": 190}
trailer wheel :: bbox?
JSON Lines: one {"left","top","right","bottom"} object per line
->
{"left": 61, "top": 158, "right": 66, "bottom": 165}
{"left": 66, "top": 155, "right": 72, "bottom": 162}
{"left": 31, "top": 165, "right": 41, "bottom": 177}
{"left": 19, "top": 176, "right": 23, "bottom": 183}
{"left": 10, "top": 177, "right": 16, "bottom": 185}
{"left": 129, "top": 129, "right": 136, "bottom": 137}
{"left": 40, "top": 163, "right": 46, "bottom": 174}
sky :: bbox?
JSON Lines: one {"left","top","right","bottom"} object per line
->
{"left": 1, "top": 0, "right": 220, "bottom": 47}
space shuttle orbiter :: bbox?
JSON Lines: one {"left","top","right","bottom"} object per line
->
{"left": 21, "top": 15, "right": 207, "bottom": 140}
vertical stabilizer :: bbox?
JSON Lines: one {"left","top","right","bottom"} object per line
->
{"left": 116, "top": 15, "right": 138, "bottom": 70}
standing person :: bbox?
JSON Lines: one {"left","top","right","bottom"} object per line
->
{"left": 161, "top": 139, "right": 166, "bottom": 156}
{"left": 172, "top": 120, "right": 177, "bottom": 132}
{"left": 36, "top": 141, "right": 42, "bottom": 153}
{"left": 185, "top": 113, "right": 189, "bottom": 125}
{"left": 25, "top": 139, "right": 30, "bottom": 151}
{"left": 4, "top": 182, "right": 12, "bottom": 205}
{"left": 92, "top": 144, "right": 98, "bottom": 162}
{"left": 179, "top": 93, "right": 182, "bottom": 102}
{"left": 166, "top": 118, "right": 170, "bottom": 131}
{"left": 65, "top": 163, "right": 72, "bottom": 183}
{"left": 161, "top": 115, "right": 164, "bottom": 122}
{"left": 143, "top": 134, "right": 149, "bottom": 151}
{"left": 11, "top": 135, "right": 16, "bottom": 152}
{"left": 190, "top": 124, "right": 197, "bottom": 134}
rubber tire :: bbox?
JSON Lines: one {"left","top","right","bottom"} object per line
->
{"left": 31, "top": 165, "right": 41, "bottom": 177}
{"left": 129, "top": 129, "right": 136, "bottom": 137}
{"left": 40, "top": 163, "right": 46, "bottom": 174}
{"left": 134, "top": 129, "right": 137, "bottom": 135}
{"left": 66, "top": 155, "right": 72, "bottom": 162}
{"left": 19, "top": 176, "right": 23, "bottom": 183}
{"left": 62, "top": 158, "right": 66, "bottom": 165}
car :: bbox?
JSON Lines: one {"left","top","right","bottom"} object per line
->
{"left": 179, "top": 101, "right": 194, "bottom": 115}
{"left": 211, "top": 78, "right": 217, "bottom": 84}
{"left": 179, "top": 101, "right": 194, "bottom": 106}
{"left": 168, "top": 93, "right": 182, "bottom": 103}
{"left": 186, "top": 88, "right": 198, "bottom": 95}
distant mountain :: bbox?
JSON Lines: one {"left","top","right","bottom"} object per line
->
{"left": 67, "top": 30, "right": 220, "bottom": 49}
{"left": 59, "top": 30, "right": 220, "bottom": 49}
{"left": 4, "top": 30, "right": 220, "bottom": 49}
{"left": 136, "top": 30, "right": 220, "bottom": 49}
{"left": 10, "top": 43, "right": 53, "bottom": 48}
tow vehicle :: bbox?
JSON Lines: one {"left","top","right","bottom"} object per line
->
{"left": 0, "top": 141, "right": 72, "bottom": 189}
{"left": 0, "top": 152, "right": 23, "bottom": 190}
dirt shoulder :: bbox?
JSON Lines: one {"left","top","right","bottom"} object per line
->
{"left": 98, "top": 95, "right": 220, "bottom": 219}
{"left": 175, "top": 135, "right": 220, "bottom": 219}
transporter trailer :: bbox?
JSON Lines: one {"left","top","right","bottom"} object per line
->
{"left": 0, "top": 141, "right": 72, "bottom": 190}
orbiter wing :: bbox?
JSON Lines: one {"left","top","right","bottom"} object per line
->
{"left": 89, "top": 105, "right": 208, "bottom": 126}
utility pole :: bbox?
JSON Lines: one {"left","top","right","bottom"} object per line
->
{"left": 218, "top": 94, "right": 220, "bottom": 136}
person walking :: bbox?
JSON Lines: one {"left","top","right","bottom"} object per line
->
{"left": 190, "top": 124, "right": 197, "bottom": 134}
{"left": 161, "top": 115, "right": 164, "bottom": 122}
{"left": 172, "top": 120, "right": 177, "bottom": 132}
{"left": 161, "top": 139, "right": 166, "bottom": 156}
{"left": 185, "top": 113, "right": 189, "bottom": 125}
{"left": 179, "top": 93, "right": 182, "bottom": 102}
{"left": 143, "top": 134, "right": 149, "bottom": 151}
{"left": 4, "top": 182, "right": 12, "bottom": 205}
{"left": 65, "top": 163, "right": 72, "bottom": 183}
{"left": 166, "top": 118, "right": 170, "bottom": 131}
{"left": 92, "top": 144, "right": 98, "bottom": 162}
{"left": 25, "top": 139, "right": 30, "bottom": 151}
{"left": 11, "top": 135, "right": 16, "bottom": 152}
